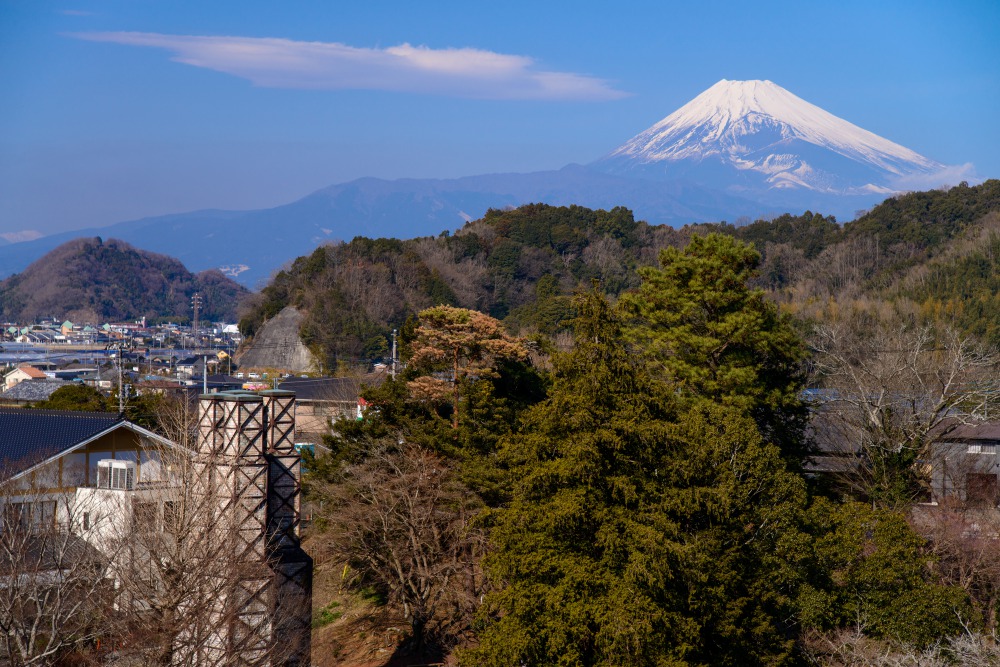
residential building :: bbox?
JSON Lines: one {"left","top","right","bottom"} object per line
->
{"left": 0, "top": 378, "right": 71, "bottom": 406}
{"left": 932, "top": 421, "right": 1000, "bottom": 505}
{"left": 3, "top": 364, "right": 48, "bottom": 391}
{"left": 277, "top": 370, "right": 386, "bottom": 443}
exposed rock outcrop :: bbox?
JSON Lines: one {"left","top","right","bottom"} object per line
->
{"left": 236, "top": 306, "right": 317, "bottom": 373}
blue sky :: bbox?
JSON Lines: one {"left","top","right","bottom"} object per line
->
{"left": 1, "top": 0, "right": 997, "bottom": 238}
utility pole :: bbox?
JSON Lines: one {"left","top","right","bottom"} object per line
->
{"left": 118, "top": 348, "right": 124, "bottom": 413}
{"left": 203, "top": 354, "right": 208, "bottom": 394}
{"left": 108, "top": 341, "right": 125, "bottom": 413}
{"left": 391, "top": 329, "right": 398, "bottom": 379}
{"left": 191, "top": 292, "right": 202, "bottom": 350}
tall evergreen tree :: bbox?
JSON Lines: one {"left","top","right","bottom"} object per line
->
{"left": 621, "top": 233, "right": 809, "bottom": 463}
{"left": 465, "top": 291, "right": 810, "bottom": 666}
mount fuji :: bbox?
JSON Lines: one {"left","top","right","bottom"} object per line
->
{"left": 0, "top": 79, "right": 973, "bottom": 288}
{"left": 593, "top": 79, "right": 968, "bottom": 216}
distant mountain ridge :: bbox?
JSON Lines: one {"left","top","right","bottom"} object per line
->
{"left": 0, "top": 166, "right": 766, "bottom": 288}
{"left": 0, "top": 237, "right": 249, "bottom": 323}
{"left": 0, "top": 80, "right": 971, "bottom": 288}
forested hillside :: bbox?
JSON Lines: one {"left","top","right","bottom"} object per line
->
{"left": 0, "top": 237, "right": 249, "bottom": 323}
{"left": 704, "top": 180, "right": 1000, "bottom": 345}
{"left": 239, "top": 204, "right": 688, "bottom": 366}
{"left": 240, "top": 180, "right": 1000, "bottom": 367}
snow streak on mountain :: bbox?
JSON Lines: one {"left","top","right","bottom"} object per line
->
{"left": 594, "top": 79, "right": 958, "bottom": 200}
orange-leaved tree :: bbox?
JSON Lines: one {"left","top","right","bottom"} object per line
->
{"left": 408, "top": 306, "right": 528, "bottom": 429}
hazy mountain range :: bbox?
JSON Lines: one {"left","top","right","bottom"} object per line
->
{"left": 0, "top": 80, "right": 971, "bottom": 288}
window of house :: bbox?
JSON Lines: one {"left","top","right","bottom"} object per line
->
{"left": 24, "top": 461, "right": 60, "bottom": 490}
{"left": 63, "top": 452, "right": 87, "bottom": 487}
{"left": 2, "top": 501, "right": 56, "bottom": 531}
{"left": 83, "top": 511, "right": 91, "bottom": 531}
{"left": 3, "top": 502, "right": 29, "bottom": 531}
{"left": 31, "top": 501, "right": 56, "bottom": 530}
{"left": 967, "top": 444, "right": 997, "bottom": 455}
{"left": 116, "top": 450, "right": 138, "bottom": 467}
{"left": 140, "top": 450, "right": 164, "bottom": 483}
{"left": 133, "top": 502, "right": 157, "bottom": 531}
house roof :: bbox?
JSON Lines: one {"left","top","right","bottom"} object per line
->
{"left": 277, "top": 371, "right": 386, "bottom": 401}
{"left": 9, "top": 365, "right": 47, "bottom": 380}
{"left": 0, "top": 379, "right": 71, "bottom": 402}
{"left": 937, "top": 420, "right": 1000, "bottom": 442}
{"left": 0, "top": 533, "right": 105, "bottom": 575}
{"left": 0, "top": 408, "right": 124, "bottom": 481}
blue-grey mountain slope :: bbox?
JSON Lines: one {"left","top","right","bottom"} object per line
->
{"left": 0, "top": 165, "right": 763, "bottom": 288}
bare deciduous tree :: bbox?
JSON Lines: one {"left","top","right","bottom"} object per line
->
{"left": 1, "top": 438, "right": 297, "bottom": 667}
{"left": 100, "top": 445, "right": 289, "bottom": 666}
{"left": 802, "top": 627, "right": 1000, "bottom": 667}
{"left": 149, "top": 391, "right": 199, "bottom": 448}
{"left": 911, "top": 502, "right": 1000, "bottom": 633}
{"left": 0, "top": 489, "right": 118, "bottom": 666}
{"left": 314, "top": 443, "right": 486, "bottom": 650}
{"left": 810, "top": 317, "right": 1000, "bottom": 506}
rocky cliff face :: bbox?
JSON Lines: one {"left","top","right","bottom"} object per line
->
{"left": 236, "top": 306, "right": 317, "bottom": 373}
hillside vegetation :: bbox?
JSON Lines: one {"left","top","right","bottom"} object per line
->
{"left": 239, "top": 204, "right": 688, "bottom": 366}
{"left": 0, "top": 237, "right": 249, "bottom": 323}
{"left": 240, "top": 180, "right": 1000, "bottom": 366}
{"left": 703, "top": 180, "right": 1000, "bottom": 344}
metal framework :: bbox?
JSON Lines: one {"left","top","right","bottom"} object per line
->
{"left": 179, "top": 390, "right": 312, "bottom": 667}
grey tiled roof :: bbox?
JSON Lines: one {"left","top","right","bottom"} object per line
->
{"left": 0, "top": 379, "right": 71, "bottom": 402}
{"left": 0, "top": 408, "right": 123, "bottom": 481}
{"left": 0, "top": 533, "right": 105, "bottom": 575}
{"left": 277, "top": 371, "right": 386, "bottom": 402}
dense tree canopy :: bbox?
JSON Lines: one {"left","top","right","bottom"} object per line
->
{"left": 296, "top": 186, "right": 1000, "bottom": 665}
{"left": 621, "top": 233, "right": 809, "bottom": 463}
{"left": 466, "top": 292, "right": 811, "bottom": 666}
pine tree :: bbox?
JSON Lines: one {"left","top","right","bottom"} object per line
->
{"left": 621, "top": 233, "right": 809, "bottom": 463}
{"left": 465, "top": 291, "right": 810, "bottom": 666}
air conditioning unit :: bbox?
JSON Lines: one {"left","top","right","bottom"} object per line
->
{"left": 96, "top": 459, "right": 135, "bottom": 491}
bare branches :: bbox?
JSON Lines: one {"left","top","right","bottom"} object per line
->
{"left": 802, "top": 628, "right": 1000, "bottom": 667}
{"left": 810, "top": 317, "right": 1000, "bottom": 505}
{"left": 911, "top": 503, "right": 1000, "bottom": 633}
{"left": 0, "top": 493, "right": 117, "bottom": 666}
{"left": 314, "top": 443, "right": 486, "bottom": 649}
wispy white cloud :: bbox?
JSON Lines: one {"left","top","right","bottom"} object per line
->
{"left": 891, "top": 163, "right": 980, "bottom": 191}
{"left": 72, "top": 31, "right": 628, "bottom": 101}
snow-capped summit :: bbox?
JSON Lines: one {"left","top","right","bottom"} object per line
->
{"left": 593, "top": 79, "right": 962, "bottom": 208}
